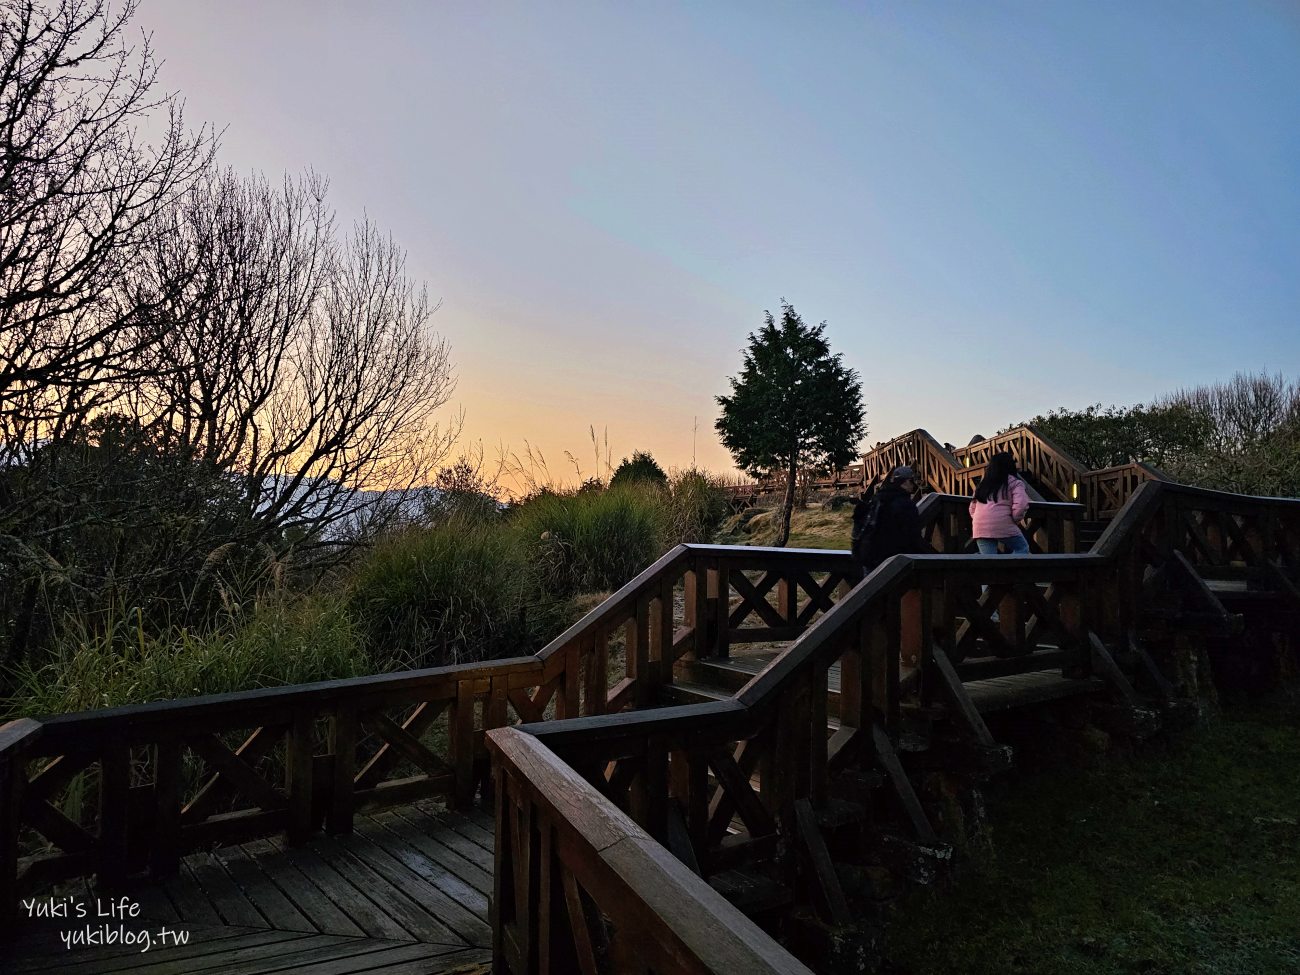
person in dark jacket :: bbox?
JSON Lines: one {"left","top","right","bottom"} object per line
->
{"left": 854, "top": 465, "right": 927, "bottom": 572}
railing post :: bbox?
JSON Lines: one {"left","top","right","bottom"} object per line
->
{"left": 0, "top": 726, "right": 34, "bottom": 934}
{"left": 629, "top": 593, "right": 651, "bottom": 707}
{"left": 98, "top": 743, "right": 131, "bottom": 888}
{"left": 1059, "top": 579, "right": 1086, "bottom": 674}
{"left": 688, "top": 558, "right": 710, "bottom": 660}
{"left": 871, "top": 609, "right": 899, "bottom": 739}
{"left": 713, "top": 561, "right": 731, "bottom": 658}
{"left": 151, "top": 738, "right": 183, "bottom": 877}
{"left": 809, "top": 662, "right": 829, "bottom": 806}
{"left": 451, "top": 680, "right": 477, "bottom": 806}
{"left": 286, "top": 708, "right": 315, "bottom": 843}
{"left": 650, "top": 575, "right": 673, "bottom": 692}
{"left": 491, "top": 763, "right": 510, "bottom": 971}
{"left": 327, "top": 704, "right": 357, "bottom": 835}
{"left": 899, "top": 587, "right": 924, "bottom": 672}
{"left": 777, "top": 575, "right": 797, "bottom": 626}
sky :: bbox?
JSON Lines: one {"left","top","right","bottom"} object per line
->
{"left": 142, "top": 1, "right": 1300, "bottom": 484}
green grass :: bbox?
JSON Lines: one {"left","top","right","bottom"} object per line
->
{"left": 348, "top": 514, "right": 557, "bottom": 669}
{"left": 881, "top": 695, "right": 1300, "bottom": 975}
{"left": 784, "top": 507, "right": 852, "bottom": 549}
{"left": 509, "top": 483, "right": 668, "bottom": 597}
{"left": 5, "top": 593, "right": 371, "bottom": 716}
{"left": 719, "top": 503, "right": 852, "bottom": 550}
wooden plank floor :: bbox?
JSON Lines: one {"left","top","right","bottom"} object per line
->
{"left": 2, "top": 803, "right": 495, "bottom": 975}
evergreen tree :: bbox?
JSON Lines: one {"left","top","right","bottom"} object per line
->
{"left": 609, "top": 451, "right": 669, "bottom": 490}
{"left": 716, "top": 303, "right": 866, "bottom": 546}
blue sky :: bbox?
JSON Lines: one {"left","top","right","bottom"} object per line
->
{"left": 145, "top": 1, "right": 1300, "bottom": 478}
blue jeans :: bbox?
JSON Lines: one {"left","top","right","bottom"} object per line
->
{"left": 976, "top": 534, "right": 1029, "bottom": 555}
{"left": 976, "top": 534, "right": 1029, "bottom": 621}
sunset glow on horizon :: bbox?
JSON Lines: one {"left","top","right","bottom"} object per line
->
{"left": 142, "top": 2, "right": 1300, "bottom": 486}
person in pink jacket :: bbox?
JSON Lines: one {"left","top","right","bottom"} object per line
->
{"left": 969, "top": 451, "right": 1030, "bottom": 554}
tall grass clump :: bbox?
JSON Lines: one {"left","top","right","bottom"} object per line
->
{"left": 4, "top": 593, "right": 369, "bottom": 718}
{"left": 510, "top": 483, "right": 667, "bottom": 597}
{"left": 664, "top": 468, "right": 728, "bottom": 543}
{"left": 347, "top": 515, "right": 548, "bottom": 668}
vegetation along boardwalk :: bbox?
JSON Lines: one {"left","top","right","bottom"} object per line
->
{"left": 1, "top": 426, "right": 1297, "bottom": 973}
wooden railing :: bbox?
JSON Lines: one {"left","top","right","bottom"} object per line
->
{"left": 718, "top": 464, "right": 866, "bottom": 500}
{"left": 488, "top": 480, "right": 1300, "bottom": 973}
{"left": 864, "top": 429, "right": 970, "bottom": 496}
{"left": 520, "top": 551, "right": 1100, "bottom": 860}
{"left": 917, "top": 493, "right": 1082, "bottom": 555}
{"left": 862, "top": 426, "right": 1170, "bottom": 520}
{"left": 0, "top": 544, "right": 857, "bottom": 911}
{"left": 1082, "top": 461, "right": 1168, "bottom": 519}
{"left": 488, "top": 727, "right": 813, "bottom": 974}
{"left": 3, "top": 480, "right": 1298, "bottom": 971}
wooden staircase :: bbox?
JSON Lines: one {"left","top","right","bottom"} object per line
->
{"left": 7, "top": 475, "right": 1300, "bottom": 975}
{"left": 1078, "top": 518, "right": 1110, "bottom": 549}
{"left": 651, "top": 609, "right": 1138, "bottom": 926}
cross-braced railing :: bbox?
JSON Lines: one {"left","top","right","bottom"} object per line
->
{"left": 862, "top": 425, "right": 1171, "bottom": 520}
{"left": 3, "top": 480, "right": 1299, "bottom": 974}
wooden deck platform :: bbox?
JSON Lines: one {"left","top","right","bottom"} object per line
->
{"left": 2, "top": 804, "right": 494, "bottom": 975}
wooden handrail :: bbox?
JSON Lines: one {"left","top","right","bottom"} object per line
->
{"left": 1, "top": 542, "right": 858, "bottom": 899}
{"left": 718, "top": 465, "right": 866, "bottom": 498}
{"left": 511, "top": 477, "right": 1300, "bottom": 909}
{"left": 863, "top": 425, "right": 1174, "bottom": 518}
{"left": 488, "top": 727, "right": 813, "bottom": 974}
{"left": 6, "top": 479, "right": 1300, "bottom": 962}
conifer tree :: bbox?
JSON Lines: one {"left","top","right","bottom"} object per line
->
{"left": 716, "top": 303, "right": 866, "bottom": 546}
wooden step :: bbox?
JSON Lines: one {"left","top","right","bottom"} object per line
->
{"left": 687, "top": 654, "right": 774, "bottom": 692}
{"left": 963, "top": 672, "right": 1106, "bottom": 713}
{"left": 659, "top": 681, "right": 732, "bottom": 706}
{"left": 954, "top": 647, "right": 1072, "bottom": 681}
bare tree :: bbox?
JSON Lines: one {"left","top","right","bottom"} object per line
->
{"left": 0, "top": 0, "right": 212, "bottom": 455}
{"left": 130, "top": 166, "right": 458, "bottom": 554}
{"left": 1158, "top": 372, "right": 1300, "bottom": 497}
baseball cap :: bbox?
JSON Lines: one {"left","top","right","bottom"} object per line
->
{"left": 890, "top": 465, "right": 917, "bottom": 483}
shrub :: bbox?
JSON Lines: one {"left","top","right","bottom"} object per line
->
{"left": 609, "top": 451, "right": 669, "bottom": 490}
{"left": 510, "top": 483, "right": 666, "bottom": 597}
{"left": 347, "top": 515, "right": 551, "bottom": 668}
{"left": 422, "top": 456, "right": 504, "bottom": 525}
{"left": 0, "top": 413, "right": 273, "bottom": 666}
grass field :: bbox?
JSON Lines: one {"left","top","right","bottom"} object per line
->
{"left": 724, "top": 502, "right": 854, "bottom": 550}
{"left": 879, "top": 694, "right": 1300, "bottom": 975}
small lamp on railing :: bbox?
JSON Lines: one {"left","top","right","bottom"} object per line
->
{"left": 1071, "top": 482, "right": 1078, "bottom": 500}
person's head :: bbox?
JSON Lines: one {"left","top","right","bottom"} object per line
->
{"left": 890, "top": 465, "right": 917, "bottom": 492}
{"left": 974, "top": 451, "right": 1017, "bottom": 504}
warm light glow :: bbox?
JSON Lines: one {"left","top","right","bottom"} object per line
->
{"left": 1072, "top": 483, "right": 1078, "bottom": 499}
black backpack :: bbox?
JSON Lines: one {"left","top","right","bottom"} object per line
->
{"left": 851, "top": 492, "right": 881, "bottom": 564}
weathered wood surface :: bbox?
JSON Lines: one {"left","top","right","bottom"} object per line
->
{"left": 488, "top": 727, "right": 813, "bottom": 975}
{"left": 1, "top": 803, "right": 493, "bottom": 974}
{"left": 3, "top": 543, "right": 856, "bottom": 898}
{"left": 4, "top": 477, "right": 1300, "bottom": 974}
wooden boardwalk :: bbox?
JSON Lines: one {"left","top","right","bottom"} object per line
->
{"left": 2, "top": 804, "right": 494, "bottom": 975}
{"left": 677, "top": 646, "right": 1108, "bottom": 714}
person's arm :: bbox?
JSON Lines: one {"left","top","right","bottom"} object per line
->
{"left": 1010, "top": 477, "right": 1030, "bottom": 523}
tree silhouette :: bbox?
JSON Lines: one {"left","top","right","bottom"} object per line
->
{"left": 716, "top": 303, "right": 866, "bottom": 546}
